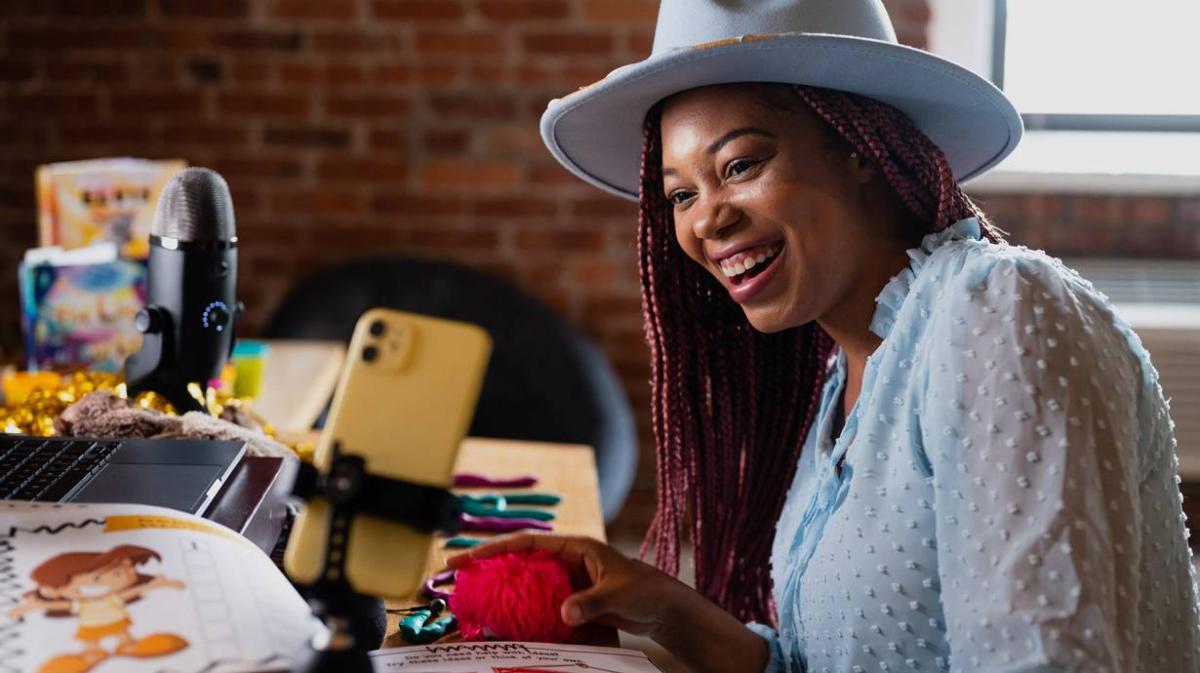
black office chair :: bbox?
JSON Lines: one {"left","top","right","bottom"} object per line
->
{"left": 263, "top": 257, "right": 638, "bottom": 523}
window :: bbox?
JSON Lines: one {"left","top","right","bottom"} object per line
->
{"left": 928, "top": 0, "right": 1200, "bottom": 191}
{"left": 998, "top": 0, "right": 1200, "bottom": 131}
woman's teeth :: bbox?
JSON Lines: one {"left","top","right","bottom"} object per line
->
{"left": 720, "top": 243, "right": 782, "bottom": 279}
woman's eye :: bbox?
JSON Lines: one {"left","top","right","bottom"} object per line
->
{"left": 725, "top": 158, "right": 758, "bottom": 179}
{"left": 668, "top": 191, "right": 695, "bottom": 206}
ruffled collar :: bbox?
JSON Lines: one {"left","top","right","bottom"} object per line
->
{"left": 868, "top": 217, "right": 982, "bottom": 339}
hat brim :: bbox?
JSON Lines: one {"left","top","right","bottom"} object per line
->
{"left": 540, "top": 33, "right": 1023, "bottom": 201}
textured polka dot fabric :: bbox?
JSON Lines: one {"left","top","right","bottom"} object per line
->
{"left": 747, "top": 218, "right": 1200, "bottom": 672}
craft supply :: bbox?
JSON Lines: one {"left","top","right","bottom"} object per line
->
{"left": 459, "top": 513, "right": 553, "bottom": 534}
{"left": 423, "top": 569, "right": 456, "bottom": 602}
{"left": 449, "top": 550, "right": 575, "bottom": 643}
{"left": 397, "top": 598, "right": 458, "bottom": 644}
{"left": 452, "top": 473, "right": 538, "bottom": 489}
{"left": 462, "top": 493, "right": 562, "bottom": 507}
{"left": 459, "top": 497, "right": 556, "bottom": 522}
{"left": 444, "top": 536, "right": 483, "bottom": 549}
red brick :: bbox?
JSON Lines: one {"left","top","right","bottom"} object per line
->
{"left": 369, "top": 128, "right": 410, "bottom": 151}
{"left": 230, "top": 60, "right": 271, "bottom": 84}
{"left": 409, "top": 227, "right": 500, "bottom": 250}
{"left": 326, "top": 94, "right": 410, "bottom": 118}
{"left": 421, "top": 160, "right": 521, "bottom": 188}
{"left": 211, "top": 30, "right": 302, "bottom": 51}
{"left": 414, "top": 31, "right": 506, "bottom": 56}
{"left": 467, "top": 64, "right": 509, "bottom": 84}
{"left": 524, "top": 31, "right": 614, "bottom": 56}
{"left": 279, "top": 64, "right": 318, "bottom": 86}
{"left": 478, "top": 0, "right": 570, "bottom": 21}
{"left": 60, "top": 125, "right": 154, "bottom": 146}
{"left": 107, "top": 92, "right": 204, "bottom": 117}
{"left": 270, "top": 0, "right": 357, "bottom": 20}
{"left": 482, "top": 125, "right": 544, "bottom": 154}
{"left": 310, "top": 225, "right": 402, "bottom": 248}
{"left": 8, "top": 27, "right": 170, "bottom": 51}
{"left": 624, "top": 30, "right": 655, "bottom": 57}
{"left": 571, "top": 196, "right": 638, "bottom": 218}
{"left": 573, "top": 258, "right": 620, "bottom": 285}
{"left": 0, "top": 60, "right": 36, "bottom": 83}
{"left": 530, "top": 163, "right": 582, "bottom": 186}
{"left": 422, "top": 129, "right": 471, "bottom": 154}
{"left": 8, "top": 93, "right": 99, "bottom": 117}
{"left": 372, "top": 192, "right": 465, "bottom": 216}
{"left": 263, "top": 126, "right": 351, "bottom": 148}
{"left": 427, "top": 93, "right": 517, "bottom": 121}
{"left": 160, "top": 0, "right": 248, "bottom": 16}
{"left": 515, "top": 229, "right": 607, "bottom": 251}
{"left": 316, "top": 158, "right": 409, "bottom": 182}
{"left": 311, "top": 31, "right": 405, "bottom": 53}
{"left": 207, "top": 158, "right": 303, "bottom": 179}
{"left": 220, "top": 93, "right": 309, "bottom": 116}
{"left": 373, "top": 0, "right": 465, "bottom": 21}
{"left": 19, "top": 0, "right": 146, "bottom": 15}
{"left": 40, "top": 59, "right": 124, "bottom": 83}
{"left": 373, "top": 62, "right": 460, "bottom": 87}
{"left": 474, "top": 197, "right": 558, "bottom": 219}
{"left": 581, "top": 0, "right": 659, "bottom": 23}
{"left": 0, "top": 125, "right": 50, "bottom": 149}
{"left": 269, "top": 188, "right": 364, "bottom": 214}
{"left": 325, "top": 63, "right": 367, "bottom": 87}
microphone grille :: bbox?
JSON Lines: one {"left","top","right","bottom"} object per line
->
{"left": 151, "top": 167, "right": 236, "bottom": 242}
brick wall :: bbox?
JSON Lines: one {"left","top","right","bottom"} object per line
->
{"left": 4, "top": 1, "right": 1194, "bottom": 538}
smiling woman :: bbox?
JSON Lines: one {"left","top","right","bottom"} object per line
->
{"left": 452, "top": 2, "right": 1200, "bottom": 672}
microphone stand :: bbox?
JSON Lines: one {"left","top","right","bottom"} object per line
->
{"left": 288, "top": 442, "right": 462, "bottom": 673}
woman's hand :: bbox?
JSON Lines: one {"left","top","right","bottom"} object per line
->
{"left": 447, "top": 534, "right": 769, "bottom": 673}
{"left": 446, "top": 533, "right": 684, "bottom": 637}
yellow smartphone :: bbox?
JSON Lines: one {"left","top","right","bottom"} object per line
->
{"left": 284, "top": 309, "right": 491, "bottom": 598}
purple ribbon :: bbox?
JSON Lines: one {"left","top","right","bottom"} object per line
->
{"left": 458, "top": 513, "right": 553, "bottom": 533}
{"left": 452, "top": 473, "right": 539, "bottom": 489}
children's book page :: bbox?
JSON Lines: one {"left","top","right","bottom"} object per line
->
{"left": 1, "top": 501, "right": 322, "bottom": 673}
{"left": 370, "top": 642, "right": 664, "bottom": 672}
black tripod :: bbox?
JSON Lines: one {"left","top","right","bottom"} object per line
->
{"left": 288, "top": 442, "right": 461, "bottom": 673}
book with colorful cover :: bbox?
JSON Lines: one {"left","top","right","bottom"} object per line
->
{"left": 18, "top": 244, "right": 147, "bottom": 372}
{"left": 1, "top": 501, "right": 323, "bottom": 673}
{"left": 37, "top": 158, "right": 186, "bottom": 260}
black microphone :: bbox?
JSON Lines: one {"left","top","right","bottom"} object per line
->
{"left": 124, "top": 167, "right": 241, "bottom": 413}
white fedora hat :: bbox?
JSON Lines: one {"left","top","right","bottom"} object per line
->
{"left": 540, "top": 0, "right": 1022, "bottom": 201}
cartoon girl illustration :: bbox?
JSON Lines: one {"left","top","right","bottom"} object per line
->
{"left": 8, "top": 544, "right": 189, "bottom": 673}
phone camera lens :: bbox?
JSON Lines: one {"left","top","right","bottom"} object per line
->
{"left": 369, "top": 320, "right": 387, "bottom": 337}
{"left": 362, "top": 345, "right": 379, "bottom": 362}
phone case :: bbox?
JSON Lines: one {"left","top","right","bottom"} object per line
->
{"left": 284, "top": 309, "right": 492, "bottom": 598}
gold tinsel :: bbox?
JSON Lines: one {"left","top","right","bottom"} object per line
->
{"left": 0, "top": 371, "right": 311, "bottom": 460}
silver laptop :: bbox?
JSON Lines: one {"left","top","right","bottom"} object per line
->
{"left": 0, "top": 434, "right": 245, "bottom": 514}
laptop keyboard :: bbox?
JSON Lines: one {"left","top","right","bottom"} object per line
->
{"left": 0, "top": 435, "right": 120, "bottom": 502}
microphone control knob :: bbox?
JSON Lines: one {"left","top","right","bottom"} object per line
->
{"left": 202, "top": 301, "right": 232, "bottom": 332}
{"left": 135, "top": 306, "right": 165, "bottom": 334}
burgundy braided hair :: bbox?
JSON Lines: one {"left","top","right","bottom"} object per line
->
{"left": 637, "top": 84, "right": 1005, "bottom": 624}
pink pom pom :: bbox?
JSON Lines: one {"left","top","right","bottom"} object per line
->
{"left": 449, "top": 550, "right": 575, "bottom": 643}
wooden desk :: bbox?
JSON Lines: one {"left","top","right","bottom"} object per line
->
{"left": 382, "top": 436, "right": 611, "bottom": 647}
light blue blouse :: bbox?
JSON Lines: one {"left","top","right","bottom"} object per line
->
{"left": 748, "top": 218, "right": 1200, "bottom": 673}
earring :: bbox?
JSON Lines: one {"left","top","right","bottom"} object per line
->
{"left": 850, "top": 151, "right": 860, "bottom": 161}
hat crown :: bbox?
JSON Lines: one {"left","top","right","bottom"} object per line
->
{"left": 652, "top": 0, "right": 897, "bottom": 54}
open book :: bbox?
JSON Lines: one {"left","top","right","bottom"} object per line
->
{"left": 2, "top": 502, "right": 665, "bottom": 673}
{"left": 1, "top": 501, "right": 321, "bottom": 673}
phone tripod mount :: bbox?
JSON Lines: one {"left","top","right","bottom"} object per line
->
{"left": 288, "top": 441, "right": 462, "bottom": 673}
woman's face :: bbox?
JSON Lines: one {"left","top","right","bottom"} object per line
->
{"left": 660, "top": 84, "right": 884, "bottom": 333}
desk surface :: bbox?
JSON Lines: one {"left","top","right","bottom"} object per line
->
{"left": 382, "top": 436, "right": 609, "bottom": 647}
